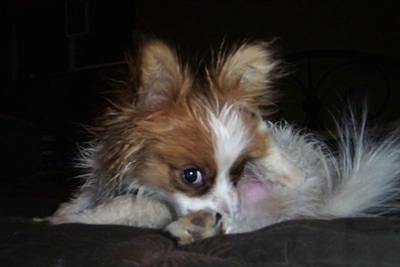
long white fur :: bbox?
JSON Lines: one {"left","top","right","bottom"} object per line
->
{"left": 322, "top": 112, "right": 400, "bottom": 217}
{"left": 265, "top": 112, "right": 400, "bottom": 222}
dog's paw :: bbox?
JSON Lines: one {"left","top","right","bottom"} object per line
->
{"left": 165, "top": 209, "right": 223, "bottom": 245}
{"left": 44, "top": 215, "right": 73, "bottom": 224}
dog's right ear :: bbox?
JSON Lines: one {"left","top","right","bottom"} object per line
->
{"left": 128, "top": 39, "right": 189, "bottom": 112}
{"left": 210, "top": 41, "right": 282, "bottom": 116}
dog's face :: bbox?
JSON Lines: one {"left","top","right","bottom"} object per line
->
{"left": 97, "top": 39, "right": 304, "bottom": 231}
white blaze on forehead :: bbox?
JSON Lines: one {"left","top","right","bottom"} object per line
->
{"left": 209, "top": 105, "right": 250, "bottom": 170}
{"left": 171, "top": 105, "right": 250, "bottom": 217}
{"left": 207, "top": 106, "right": 250, "bottom": 217}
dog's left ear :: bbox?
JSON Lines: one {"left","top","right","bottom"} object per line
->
{"left": 212, "top": 41, "right": 281, "bottom": 115}
{"left": 128, "top": 38, "right": 190, "bottom": 112}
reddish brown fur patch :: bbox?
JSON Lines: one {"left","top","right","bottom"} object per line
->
{"left": 134, "top": 95, "right": 218, "bottom": 196}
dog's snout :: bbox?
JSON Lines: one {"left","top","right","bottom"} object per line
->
{"left": 215, "top": 212, "right": 222, "bottom": 223}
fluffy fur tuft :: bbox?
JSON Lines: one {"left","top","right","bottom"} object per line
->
{"left": 322, "top": 112, "right": 400, "bottom": 217}
{"left": 263, "top": 117, "right": 400, "bottom": 224}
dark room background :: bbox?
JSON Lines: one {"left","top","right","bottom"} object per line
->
{"left": 0, "top": 0, "right": 399, "bottom": 203}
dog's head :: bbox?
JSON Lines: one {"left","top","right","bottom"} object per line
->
{"left": 94, "top": 38, "right": 304, "bottom": 228}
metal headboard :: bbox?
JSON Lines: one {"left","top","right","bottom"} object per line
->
{"left": 279, "top": 50, "right": 400, "bottom": 131}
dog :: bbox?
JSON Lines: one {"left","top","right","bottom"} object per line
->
{"left": 48, "top": 38, "right": 400, "bottom": 245}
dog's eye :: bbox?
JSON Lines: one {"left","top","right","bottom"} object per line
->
{"left": 181, "top": 167, "right": 204, "bottom": 186}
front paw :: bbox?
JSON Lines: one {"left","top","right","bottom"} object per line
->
{"left": 165, "top": 209, "right": 223, "bottom": 245}
{"left": 43, "top": 215, "right": 73, "bottom": 224}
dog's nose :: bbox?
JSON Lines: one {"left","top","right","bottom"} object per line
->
{"left": 215, "top": 212, "right": 222, "bottom": 223}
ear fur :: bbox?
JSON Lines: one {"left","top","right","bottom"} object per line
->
{"left": 128, "top": 39, "right": 190, "bottom": 112}
{"left": 127, "top": 39, "right": 281, "bottom": 115}
{"left": 212, "top": 41, "right": 281, "bottom": 115}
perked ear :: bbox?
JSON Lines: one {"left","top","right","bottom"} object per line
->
{"left": 130, "top": 39, "right": 188, "bottom": 112}
{"left": 213, "top": 41, "right": 281, "bottom": 115}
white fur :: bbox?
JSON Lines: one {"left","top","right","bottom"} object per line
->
{"left": 172, "top": 176, "right": 237, "bottom": 217}
{"left": 322, "top": 113, "right": 400, "bottom": 217}
{"left": 209, "top": 104, "right": 250, "bottom": 169}
{"left": 263, "top": 117, "right": 400, "bottom": 220}
{"left": 51, "top": 195, "right": 172, "bottom": 228}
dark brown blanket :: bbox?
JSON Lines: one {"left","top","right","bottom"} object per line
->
{"left": 1, "top": 217, "right": 400, "bottom": 266}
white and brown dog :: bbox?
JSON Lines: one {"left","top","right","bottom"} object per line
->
{"left": 48, "top": 38, "right": 400, "bottom": 244}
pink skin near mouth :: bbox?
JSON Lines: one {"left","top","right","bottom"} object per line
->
{"left": 237, "top": 165, "right": 274, "bottom": 204}
{"left": 220, "top": 171, "right": 276, "bottom": 232}
{"left": 237, "top": 174, "right": 272, "bottom": 205}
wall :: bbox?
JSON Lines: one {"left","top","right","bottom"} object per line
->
{"left": 134, "top": 0, "right": 400, "bottom": 128}
{"left": 134, "top": 0, "right": 400, "bottom": 59}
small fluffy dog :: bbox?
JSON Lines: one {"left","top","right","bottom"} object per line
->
{"left": 49, "top": 38, "right": 400, "bottom": 244}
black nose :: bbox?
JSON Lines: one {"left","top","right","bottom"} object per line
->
{"left": 215, "top": 212, "right": 222, "bottom": 222}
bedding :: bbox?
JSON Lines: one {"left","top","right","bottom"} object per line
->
{"left": 1, "top": 216, "right": 400, "bottom": 266}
